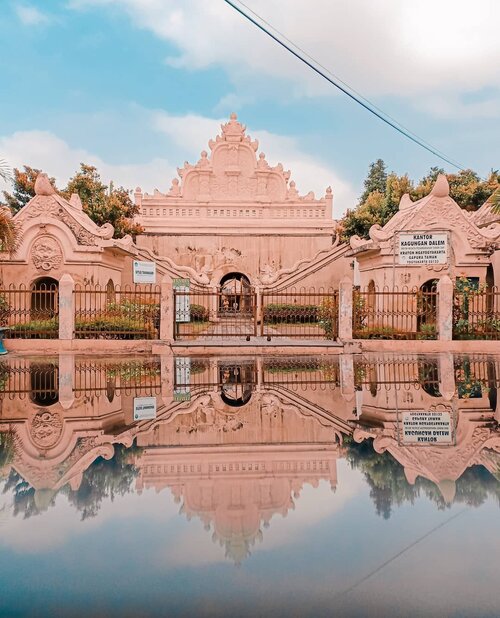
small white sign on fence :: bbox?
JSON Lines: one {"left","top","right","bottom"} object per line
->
{"left": 401, "top": 410, "right": 452, "bottom": 444}
{"left": 398, "top": 232, "right": 448, "bottom": 265}
{"left": 133, "top": 260, "right": 156, "bottom": 284}
{"left": 174, "top": 278, "right": 191, "bottom": 323}
{"left": 133, "top": 396, "right": 157, "bottom": 421}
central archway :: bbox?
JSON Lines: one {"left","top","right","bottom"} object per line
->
{"left": 219, "top": 272, "right": 252, "bottom": 314}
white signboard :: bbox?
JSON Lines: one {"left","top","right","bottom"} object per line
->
{"left": 402, "top": 411, "right": 452, "bottom": 444}
{"left": 133, "top": 260, "right": 156, "bottom": 284}
{"left": 133, "top": 396, "right": 157, "bottom": 421}
{"left": 174, "top": 357, "right": 191, "bottom": 402}
{"left": 399, "top": 232, "right": 448, "bottom": 265}
{"left": 174, "top": 278, "right": 191, "bottom": 323}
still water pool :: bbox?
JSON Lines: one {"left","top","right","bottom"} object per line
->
{"left": 0, "top": 353, "right": 499, "bottom": 617}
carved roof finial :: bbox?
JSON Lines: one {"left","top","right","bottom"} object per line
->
{"left": 221, "top": 112, "right": 246, "bottom": 141}
{"left": 34, "top": 173, "right": 56, "bottom": 196}
{"left": 399, "top": 193, "right": 413, "bottom": 210}
{"left": 431, "top": 174, "right": 450, "bottom": 198}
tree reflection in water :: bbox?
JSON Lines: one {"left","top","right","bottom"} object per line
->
{"left": 346, "top": 437, "right": 500, "bottom": 519}
{"left": 2, "top": 443, "right": 141, "bottom": 520}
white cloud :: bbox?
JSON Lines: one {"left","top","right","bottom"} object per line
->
{"left": 0, "top": 129, "right": 175, "bottom": 194}
{"left": 68, "top": 0, "right": 500, "bottom": 108}
{"left": 16, "top": 4, "right": 50, "bottom": 26}
{"left": 0, "top": 487, "right": 173, "bottom": 553}
{"left": 1, "top": 112, "right": 356, "bottom": 215}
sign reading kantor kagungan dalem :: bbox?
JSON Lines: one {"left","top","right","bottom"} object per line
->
{"left": 398, "top": 232, "right": 448, "bottom": 265}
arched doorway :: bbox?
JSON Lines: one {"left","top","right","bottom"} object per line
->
{"left": 219, "top": 272, "right": 253, "bottom": 315}
{"left": 30, "top": 362, "right": 59, "bottom": 406}
{"left": 219, "top": 362, "right": 254, "bottom": 407}
{"left": 31, "top": 277, "right": 58, "bottom": 320}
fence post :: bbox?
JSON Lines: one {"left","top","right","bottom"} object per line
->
{"left": 438, "top": 275, "right": 453, "bottom": 341}
{"left": 160, "top": 276, "right": 174, "bottom": 342}
{"left": 339, "top": 276, "right": 353, "bottom": 341}
{"left": 59, "top": 274, "right": 75, "bottom": 340}
{"left": 58, "top": 352, "right": 75, "bottom": 409}
{"left": 438, "top": 352, "right": 456, "bottom": 401}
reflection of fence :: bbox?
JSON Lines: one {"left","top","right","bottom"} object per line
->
{"left": 453, "top": 287, "right": 500, "bottom": 340}
{"left": 1, "top": 283, "right": 59, "bottom": 339}
{"left": 0, "top": 358, "right": 59, "bottom": 400}
{"left": 354, "top": 358, "right": 441, "bottom": 393}
{"left": 263, "top": 357, "right": 339, "bottom": 389}
{"left": 74, "top": 284, "right": 161, "bottom": 339}
{"left": 261, "top": 288, "right": 338, "bottom": 340}
{"left": 353, "top": 287, "right": 438, "bottom": 340}
{"left": 174, "top": 287, "right": 257, "bottom": 340}
{"left": 74, "top": 359, "right": 161, "bottom": 397}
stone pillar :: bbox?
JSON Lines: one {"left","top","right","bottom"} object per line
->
{"left": 210, "top": 285, "right": 220, "bottom": 322}
{"left": 58, "top": 273, "right": 74, "bottom": 340}
{"left": 339, "top": 276, "right": 353, "bottom": 341}
{"left": 160, "top": 351, "right": 174, "bottom": 405}
{"left": 438, "top": 275, "right": 453, "bottom": 341}
{"left": 340, "top": 354, "right": 355, "bottom": 402}
{"left": 255, "top": 286, "right": 262, "bottom": 328}
{"left": 58, "top": 353, "right": 75, "bottom": 409}
{"left": 160, "top": 276, "right": 174, "bottom": 342}
{"left": 438, "top": 353, "right": 456, "bottom": 401}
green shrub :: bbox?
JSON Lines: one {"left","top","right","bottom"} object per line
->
{"left": 0, "top": 295, "right": 9, "bottom": 327}
{"left": 190, "top": 304, "right": 209, "bottom": 322}
{"left": 263, "top": 303, "right": 318, "bottom": 324}
{"left": 75, "top": 316, "right": 156, "bottom": 339}
{"left": 317, "top": 297, "right": 338, "bottom": 339}
{"left": 417, "top": 323, "right": 437, "bottom": 340}
{"left": 8, "top": 318, "right": 59, "bottom": 338}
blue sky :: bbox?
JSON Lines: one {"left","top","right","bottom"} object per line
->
{"left": 1, "top": 0, "right": 499, "bottom": 215}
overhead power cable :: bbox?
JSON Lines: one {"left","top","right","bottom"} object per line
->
{"left": 223, "top": 0, "right": 466, "bottom": 171}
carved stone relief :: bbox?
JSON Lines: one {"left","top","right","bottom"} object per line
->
{"left": 29, "top": 409, "right": 63, "bottom": 449}
{"left": 31, "top": 236, "right": 63, "bottom": 271}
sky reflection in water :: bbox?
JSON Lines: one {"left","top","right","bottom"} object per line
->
{"left": 0, "top": 353, "right": 499, "bottom": 618}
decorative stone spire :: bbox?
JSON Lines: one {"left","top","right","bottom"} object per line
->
{"left": 430, "top": 174, "right": 450, "bottom": 198}
{"left": 34, "top": 173, "right": 56, "bottom": 196}
{"left": 399, "top": 193, "right": 413, "bottom": 210}
{"left": 220, "top": 112, "right": 247, "bottom": 142}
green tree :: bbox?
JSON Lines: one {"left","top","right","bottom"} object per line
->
{"left": 2, "top": 166, "right": 57, "bottom": 213}
{"left": 63, "top": 164, "right": 143, "bottom": 239}
{"left": 359, "top": 159, "right": 387, "bottom": 203}
{"left": 340, "top": 164, "right": 500, "bottom": 241}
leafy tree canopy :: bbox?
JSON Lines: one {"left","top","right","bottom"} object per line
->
{"left": 1, "top": 163, "right": 142, "bottom": 239}
{"left": 62, "top": 164, "right": 143, "bottom": 239}
{"left": 2, "top": 166, "right": 57, "bottom": 214}
{"left": 340, "top": 161, "right": 500, "bottom": 241}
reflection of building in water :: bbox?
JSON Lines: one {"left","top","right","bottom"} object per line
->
{"left": 0, "top": 356, "right": 158, "bottom": 505}
{"left": 352, "top": 355, "right": 500, "bottom": 503}
{"left": 135, "top": 387, "right": 345, "bottom": 564}
{"left": 0, "top": 354, "right": 499, "bottom": 543}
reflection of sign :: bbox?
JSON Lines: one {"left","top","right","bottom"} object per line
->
{"left": 174, "top": 357, "right": 191, "bottom": 401}
{"left": 399, "top": 232, "right": 448, "bottom": 265}
{"left": 402, "top": 411, "right": 452, "bottom": 444}
{"left": 174, "top": 278, "right": 190, "bottom": 323}
{"left": 133, "top": 260, "right": 156, "bottom": 283}
{"left": 133, "top": 396, "right": 157, "bottom": 420}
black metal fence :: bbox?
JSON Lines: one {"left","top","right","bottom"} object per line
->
{"left": 74, "top": 284, "right": 161, "bottom": 339}
{"left": 261, "top": 287, "right": 339, "bottom": 340}
{"left": 0, "top": 283, "right": 59, "bottom": 338}
{"left": 353, "top": 286, "right": 438, "bottom": 340}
